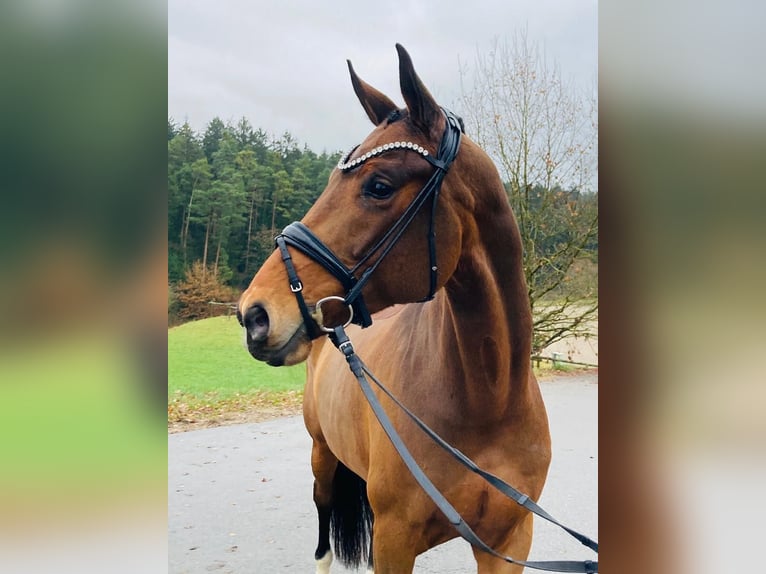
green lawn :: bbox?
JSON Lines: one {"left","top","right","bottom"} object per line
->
{"left": 168, "top": 315, "right": 307, "bottom": 399}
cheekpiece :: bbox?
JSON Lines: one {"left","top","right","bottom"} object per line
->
{"left": 337, "top": 141, "right": 430, "bottom": 171}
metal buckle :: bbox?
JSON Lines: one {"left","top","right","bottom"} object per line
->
{"left": 290, "top": 281, "right": 303, "bottom": 293}
{"left": 315, "top": 295, "right": 354, "bottom": 333}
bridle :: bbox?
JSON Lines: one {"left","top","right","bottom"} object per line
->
{"left": 274, "top": 107, "right": 463, "bottom": 339}
{"left": 269, "top": 107, "right": 598, "bottom": 573}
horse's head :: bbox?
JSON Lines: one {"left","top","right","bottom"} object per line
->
{"left": 238, "top": 44, "right": 474, "bottom": 366}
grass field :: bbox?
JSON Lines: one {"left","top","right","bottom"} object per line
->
{"left": 168, "top": 315, "right": 307, "bottom": 397}
{"left": 168, "top": 316, "right": 307, "bottom": 427}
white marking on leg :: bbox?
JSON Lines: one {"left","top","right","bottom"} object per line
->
{"left": 315, "top": 549, "right": 333, "bottom": 574}
{"left": 365, "top": 569, "right": 374, "bottom": 574}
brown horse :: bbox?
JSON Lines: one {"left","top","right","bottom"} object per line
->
{"left": 238, "top": 44, "right": 551, "bottom": 573}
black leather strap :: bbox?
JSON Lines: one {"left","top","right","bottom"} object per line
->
{"left": 279, "top": 223, "right": 356, "bottom": 291}
{"left": 276, "top": 235, "right": 321, "bottom": 339}
{"left": 329, "top": 325, "right": 598, "bottom": 573}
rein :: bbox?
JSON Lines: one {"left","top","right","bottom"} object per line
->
{"left": 329, "top": 324, "right": 599, "bottom": 574}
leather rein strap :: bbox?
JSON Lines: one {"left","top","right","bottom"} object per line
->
{"left": 329, "top": 325, "right": 598, "bottom": 573}
{"left": 275, "top": 108, "right": 463, "bottom": 337}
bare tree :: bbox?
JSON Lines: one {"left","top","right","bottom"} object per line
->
{"left": 458, "top": 31, "right": 598, "bottom": 354}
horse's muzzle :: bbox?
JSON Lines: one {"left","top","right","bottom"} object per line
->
{"left": 239, "top": 302, "right": 310, "bottom": 366}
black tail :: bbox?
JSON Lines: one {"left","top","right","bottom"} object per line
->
{"left": 330, "top": 462, "right": 373, "bottom": 568}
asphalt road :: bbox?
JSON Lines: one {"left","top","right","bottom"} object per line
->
{"left": 169, "top": 374, "right": 598, "bottom": 573}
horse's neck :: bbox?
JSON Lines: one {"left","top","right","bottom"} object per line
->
{"left": 437, "top": 208, "right": 534, "bottom": 419}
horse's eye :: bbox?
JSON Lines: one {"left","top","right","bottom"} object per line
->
{"left": 364, "top": 180, "right": 395, "bottom": 200}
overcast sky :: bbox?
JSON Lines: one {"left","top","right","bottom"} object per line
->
{"left": 169, "top": 0, "right": 597, "bottom": 153}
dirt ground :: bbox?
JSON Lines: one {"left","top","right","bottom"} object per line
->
{"left": 168, "top": 394, "right": 304, "bottom": 434}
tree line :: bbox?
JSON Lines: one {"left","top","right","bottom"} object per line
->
{"left": 168, "top": 114, "right": 597, "bottom": 340}
{"left": 168, "top": 117, "right": 341, "bottom": 291}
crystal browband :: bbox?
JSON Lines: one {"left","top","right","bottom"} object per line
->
{"left": 337, "top": 141, "right": 430, "bottom": 171}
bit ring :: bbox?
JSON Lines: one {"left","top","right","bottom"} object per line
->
{"left": 315, "top": 296, "right": 354, "bottom": 333}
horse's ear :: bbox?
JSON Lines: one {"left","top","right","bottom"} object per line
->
{"left": 348, "top": 60, "right": 398, "bottom": 126}
{"left": 396, "top": 44, "right": 441, "bottom": 135}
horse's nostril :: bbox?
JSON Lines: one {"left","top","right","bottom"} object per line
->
{"left": 244, "top": 304, "right": 270, "bottom": 343}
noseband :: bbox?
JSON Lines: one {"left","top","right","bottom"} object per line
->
{"left": 274, "top": 108, "right": 464, "bottom": 339}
